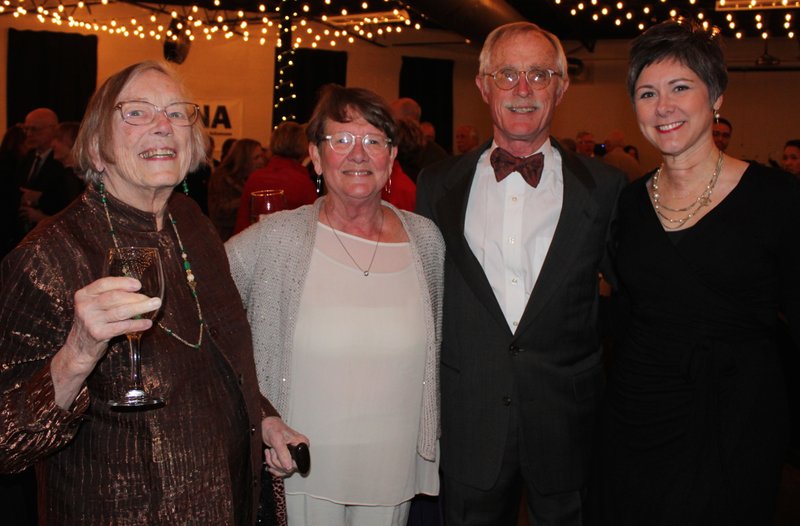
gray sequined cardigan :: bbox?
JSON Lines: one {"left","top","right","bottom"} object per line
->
{"left": 225, "top": 197, "right": 444, "bottom": 461}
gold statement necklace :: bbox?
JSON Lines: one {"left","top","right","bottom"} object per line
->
{"left": 99, "top": 183, "right": 204, "bottom": 349}
{"left": 650, "top": 149, "right": 724, "bottom": 230}
{"left": 323, "top": 206, "right": 384, "bottom": 277}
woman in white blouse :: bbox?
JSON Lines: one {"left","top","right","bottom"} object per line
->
{"left": 226, "top": 84, "right": 444, "bottom": 526}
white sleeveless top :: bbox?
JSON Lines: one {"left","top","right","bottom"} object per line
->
{"left": 284, "top": 222, "right": 439, "bottom": 505}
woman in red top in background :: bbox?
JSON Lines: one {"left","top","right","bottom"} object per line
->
{"left": 234, "top": 122, "right": 317, "bottom": 234}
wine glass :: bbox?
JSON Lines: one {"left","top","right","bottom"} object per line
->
{"left": 104, "top": 246, "right": 165, "bottom": 409}
{"left": 250, "top": 189, "right": 287, "bottom": 224}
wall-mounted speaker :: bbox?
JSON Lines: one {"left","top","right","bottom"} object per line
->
{"left": 164, "top": 19, "right": 191, "bottom": 65}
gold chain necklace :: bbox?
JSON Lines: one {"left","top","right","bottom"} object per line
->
{"left": 323, "top": 206, "right": 384, "bottom": 277}
{"left": 99, "top": 183, "right": 204, "bottom": 349}
{"left": 650, "top": 150, "right": 724, "bottom": 230}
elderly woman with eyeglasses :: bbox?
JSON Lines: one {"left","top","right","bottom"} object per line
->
{"left": 0, "top": 61, "right": 303, "bottom": 526}
{"left": 226, "top": 84, "right": 444, "bottom": 526}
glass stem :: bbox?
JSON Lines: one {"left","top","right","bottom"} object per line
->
{"left": 127, "top": 333, "right": 144, "bottom": 391}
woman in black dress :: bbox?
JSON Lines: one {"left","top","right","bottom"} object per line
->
{"left": 602, "top": 18, "right": 800, "bottom": 525}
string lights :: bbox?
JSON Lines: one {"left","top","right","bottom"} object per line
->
{"left": 0, "top": 0, "right": 424, "bottom": 46}
{"left": 549, "top": 0, "right": 798, "bottom": 40}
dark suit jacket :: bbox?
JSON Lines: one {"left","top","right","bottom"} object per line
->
{"left": 416, "top": 138, "right": 625, "bottom": 495}
{"left": 15, "top": 150, "right": 64, "bottom": 192}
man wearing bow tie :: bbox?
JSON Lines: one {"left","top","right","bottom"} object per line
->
{"left": 416, "top": 22, "right": 625, "bottom": 526}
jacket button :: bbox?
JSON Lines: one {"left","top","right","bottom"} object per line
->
{"left": 253, "top": 476, "right": 259, "bottom": 486}
{"left": 508, "top": 344, "right": 519, "bottom": 355}
{"left": 502, "top": 396, "right": 512, "bottom": 406}
{"left": 250, "top": 425, "right": 257, "bottom": 435}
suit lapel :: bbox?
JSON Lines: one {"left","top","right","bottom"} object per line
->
{"left": 517, "top": 142, "right": 600, "bottom": 329}
{"left": 436, "top": 142, "right": 510, "bottom": 332}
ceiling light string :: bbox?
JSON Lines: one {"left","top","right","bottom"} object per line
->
{"left": 552, "top": 0, "right": 797, "bottom": 40}
{"left": 6, "top": 0, "right": 423, "bottom": 46}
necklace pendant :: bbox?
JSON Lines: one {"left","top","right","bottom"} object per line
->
{"left": 363, "top": 270, "right": 369, "bottom": 277}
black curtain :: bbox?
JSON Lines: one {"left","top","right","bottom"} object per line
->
{"left": 7, "top": 29, "right": 97, "bottom": 127}
{"left": 272, "top": 48, "right": 347, "bottom": 127}
{"left": 399, "top": 56, "right": 454, "bottom": 153}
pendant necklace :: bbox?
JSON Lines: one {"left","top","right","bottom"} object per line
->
{"left": 323, "top": 206, "right": 384, "bottom": 277}
{"left": 650, "top": 149, "right": 724, "bottom": 230}
{"left": 99, "top": 183, "right": 204, "bottom": 349}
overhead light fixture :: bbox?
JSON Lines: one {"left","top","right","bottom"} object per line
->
{"left": 326, "top": 9, "right": 409, "bottom": 27}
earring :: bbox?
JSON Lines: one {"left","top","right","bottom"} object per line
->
{"left": 182, "top": 178, "right": 190, "bottom": 195}
{"left": 384, "top": 176, "right": 392, "bottom": 195}
{"left": 713, "top": 109, "right": 720, "bottom": 124}
{"left": 315, "top": 174, "right": 323, "bottom": 196}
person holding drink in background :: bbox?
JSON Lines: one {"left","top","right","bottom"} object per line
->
{"left": 233, "top": 121, "right": 316, "bottom": 235}
{"left": 0, "top": 60, "right": 304, "bottom": 525}
{"left": 226, "top": 85, "right": 444, "bottom": 526}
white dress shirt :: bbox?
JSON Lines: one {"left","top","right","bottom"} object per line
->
{"left": 465, "top": 140, "right": 564, "bottom": 333}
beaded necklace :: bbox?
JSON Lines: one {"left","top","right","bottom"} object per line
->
{"left": 650, "top": 150, "right": 724, "bottom": 230}
{"left": 99, "top": 182, "right": 204, "bottom": 349}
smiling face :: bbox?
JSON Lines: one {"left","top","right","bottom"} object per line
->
{"left": 308, "top": 112, "right": 396, "bottom": 207}
{"left": 98, "top": 69, "right": 194, "bottom": 211}
{"left": 476, "top": 30, "right": 568, "bottom": 156}
{"left": 633, "top": 58, "right": 720, "bottom": 161}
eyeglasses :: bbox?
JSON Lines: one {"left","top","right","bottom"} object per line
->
{"left": 322, "top": 132, "right": 392, "bottom": 156}
{"left": 484, "top": 68, "right": 562, "bottom": 91}
{"left": 114, "top": 100, "right": 200, "bottom": 127}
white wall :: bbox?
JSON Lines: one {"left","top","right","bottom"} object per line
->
{"left": 2, "top": 12, "right": 798, "bottom": 169}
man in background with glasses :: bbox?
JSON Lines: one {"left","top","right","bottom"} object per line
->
{"left": 416, "top": 22, "right": 625, "bottom": 526}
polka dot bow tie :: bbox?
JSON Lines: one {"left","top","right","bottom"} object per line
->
{"left": 490, "top": 147, "right": 545, "bottom": 188}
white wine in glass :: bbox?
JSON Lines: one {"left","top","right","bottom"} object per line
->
{"left": 104, "top": 246, "right": 165, "bottom": 409}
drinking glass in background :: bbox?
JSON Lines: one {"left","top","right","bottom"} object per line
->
{"left": 250, "top": 189, "right": 287, "bottom": 224}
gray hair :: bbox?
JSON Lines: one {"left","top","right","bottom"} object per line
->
{"left": 479, "top": 22, "right": 569, "bottom": 85}
{"left": 73, "top": 60, "right": 207, "bottom": 185}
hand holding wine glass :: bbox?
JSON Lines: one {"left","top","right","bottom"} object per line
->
{"left": 104, "top": 246, "right": 165, "bottom": 409}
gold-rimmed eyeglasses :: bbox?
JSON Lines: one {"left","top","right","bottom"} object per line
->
{"left": 321, "top": 132, "right": 392, "bottom": 156}
{"left": 484, "top": 68, "right": 562, "bottom": 91}
{"left": 114, "top": 100, "right": 200, "bottom": 127}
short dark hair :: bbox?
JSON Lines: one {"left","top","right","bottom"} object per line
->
{"left": 306, "top": 84, "right": 397, "bottom": 145}
{"left": 786, "top": 139, "right": 800, "bottom": 150}
{"left": 628, "top": 18, "right": 728, "bottom": 104}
